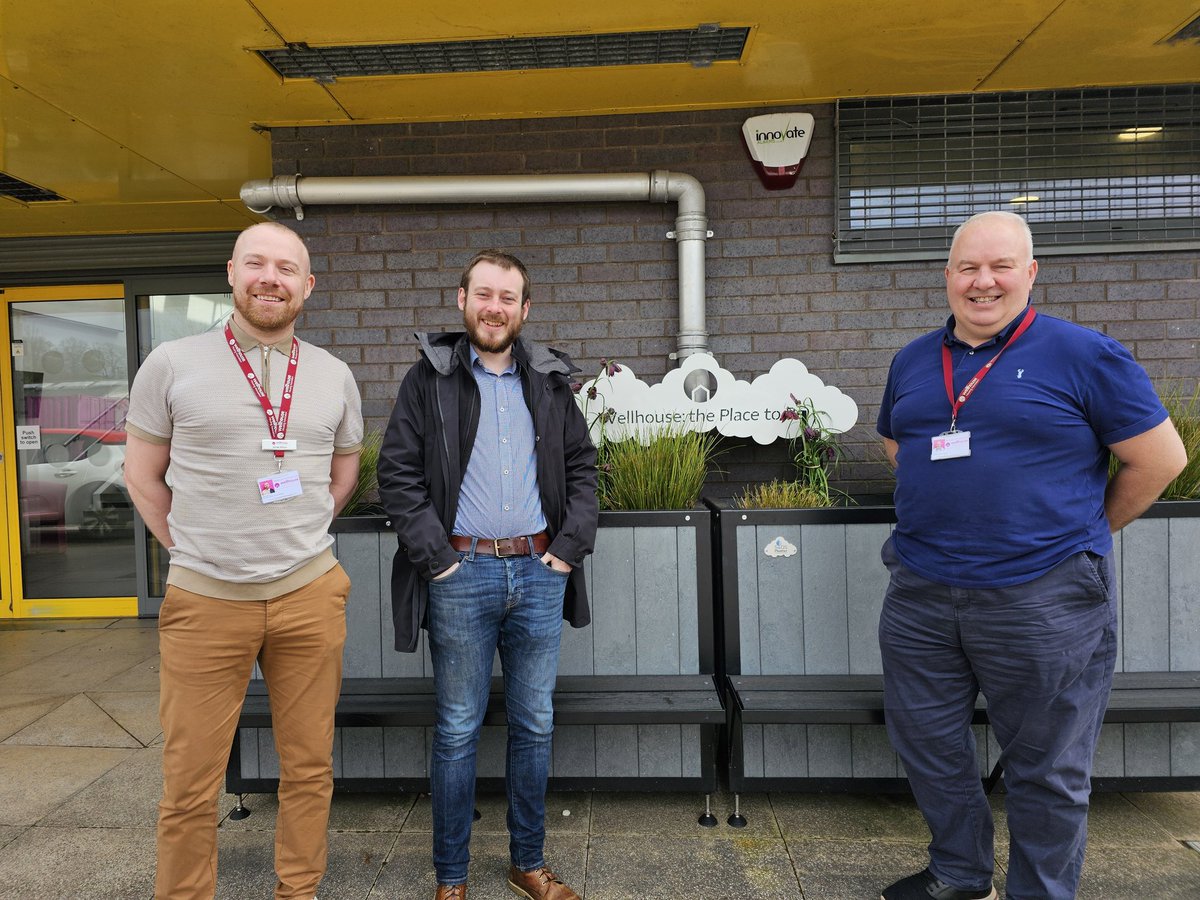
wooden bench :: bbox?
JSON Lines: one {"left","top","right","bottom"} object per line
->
{"left": 725, "top": 671, "right": 1200, "bottom": 795}
{"left": 227, "top": 675, "right": 724, "bottom": 794}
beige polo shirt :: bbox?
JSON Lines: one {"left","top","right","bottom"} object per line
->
{"left": 126, "top": 319, "right": 363, "bottom": 600}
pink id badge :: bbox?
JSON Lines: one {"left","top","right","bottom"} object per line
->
{"left": 931, "top": 430, "right": 971, "bottom": 461}
{"left": 258, "top": 470, "right": 303, "bottom": 503}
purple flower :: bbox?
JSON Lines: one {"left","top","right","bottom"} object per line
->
{"left": 780, "top": 408, "right": 800, "bottom": 421}
{"left": 789, "top": 393, "right": 800, "bottom": 404}
{"left": 587, "top": 385, "right": 598, "bottom": 400}
{"left": 570, "top": 381, "right": 583, "bottom": 394}
{"left": 606, "top": 360, "right": 622, "bottom": 376}
{"left": 803, "top": 426, "right": 820, "bottom": 442}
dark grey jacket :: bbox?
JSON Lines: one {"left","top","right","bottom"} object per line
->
{"left": 377, "top": 331, "right": 599, "bottom": 652}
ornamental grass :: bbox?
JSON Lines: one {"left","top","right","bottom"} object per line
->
{"left": 734, "top": 478, "right": 836, "bottom": 510}
{"left": 597, "top": 428, "right": 720, "bottom": 511}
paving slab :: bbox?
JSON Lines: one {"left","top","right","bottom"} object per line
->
{"left": 89, "top": 689, "right": 162, "bottom": 745}
{"left": 1077, "top": 844, "right": 1200, "bottom": 899}
{"left": 771, "top": 792, "right": 931, "bottom": 843}
{"left": 404, "top": 790, "right": 591, "bottom": 835}
{"left": 374, "top": 832, "right": 586, "bottom": 900}
{"left": 789, "top": 838, "right": 1006, "bottom": 900}
{"left": 1124, "top": 791, "right": 1200, "bottom": 840}
{"left": 0, "top": 825, "right": 28, "bottom": 851}
{"left": 95, "top": 652, "right": 162, "bottom": 691}
{"left": 41, "top": 746, "right": 163, "bottom": 828}
{"left": 585, "top": 833, "right": 799, "bottom": 900}
{"left": 589, "top": 790, "right": 778, "bottom": 837}
{"left": 2, "top": 692, "right": 142, "bottom": 749}
{"left": 1085, "top": 791, "right": 1180, "bottom": 847}
{"left": 0, "top": 693, "right": 71, "bottom": 741}
{"left": 0, "top": 824, "right": 156, "bottom": 899}
{"left": 0, "top": 745, "right": 134, "bottom": 826}
{"left": 0, "top": 629, "right": 100, "bottom": 676}
{"left": 2, "top": 627, "right": 160, "bottom": 693}
{"left": 214, "top": 828, "right": 397, "bottom": 899}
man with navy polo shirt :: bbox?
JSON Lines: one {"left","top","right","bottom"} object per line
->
{"left": 378, "top": 250, "right": 598, "bottom": 900}
{"left": 876, "top": 211, "right": 1186, "bottom": 900}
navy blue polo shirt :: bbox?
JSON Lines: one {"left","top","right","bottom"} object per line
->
{"left": 878, "top": 307, "right": 1166, "bottom": 588}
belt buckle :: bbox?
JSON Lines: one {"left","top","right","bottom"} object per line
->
{"left": 493, "top": 538, "right": 510, "bottom": 558}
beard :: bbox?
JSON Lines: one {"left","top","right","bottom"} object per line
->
{"left": 233, "top": 287, "right": 302, "bottom": 334}
{"left": 464, "top": 306, "right": 523, "bottom": 353}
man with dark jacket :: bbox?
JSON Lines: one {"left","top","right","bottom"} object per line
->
{"left": 378, "top": 249, "right": 598, "bottom": 900}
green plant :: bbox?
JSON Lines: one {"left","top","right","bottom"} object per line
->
{"left": 1109, "top": 383, "right": 1200, "bottom": 500}
{"left": 780, "top": 393, "right": 844, "bottom": 500}
{"left": 597, "top": 427, "right": 720, "bottom": 510}
{"left": 735, "top": 478, "right": 835, "bottom": 510}
{"left": 340, "top": 427, "right": 385, "bottom": 516}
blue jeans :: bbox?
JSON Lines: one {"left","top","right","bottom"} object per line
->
{"left": 426, "top": 547, "right": 569, "bottom": 885}
{"left": 879, "top": 537, "right": 1116, "bottom": 900}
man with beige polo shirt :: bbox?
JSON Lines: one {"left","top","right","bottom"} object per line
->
{"left": 125, "top": 221, "right": 363, "bottom": 900}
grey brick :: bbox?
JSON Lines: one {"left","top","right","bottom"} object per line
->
{"left": 835, "top": 272, "right": 894, "bottom": 291}
{"left": 1136, "top": 260, "right": 1196, "bottom": 279}
{"left": 751, "top": 256, "right": 810, "bottom": 276}
{"left": 328, "top": 253, "right": 384, "bottom": 273}
{"left": 1046, "top": 283, "right": 1106, "bottom": 302}
{"left": 1074, "top": 263, "right": 1137, "bottom": 282}
{"left": 1134, "top": 300, "right": 1197, "bottom": 319}
{"left": 1107, "top": 282, "right": 1166, "bottom": 302}
{"left": 360, "top": 272, "right": 413, "bottom": 290}
{"left": 550, "top": 245, "right": 604, "bottom": 265}
{"left": 721, "top": 238, "right": 779, "bottom": 258}
{"left": 1107, "top": 322, "right": 1167, "bottom": 341}
{"left": 1135, "top": 340, "right": 1199, "bottom": 360}
{"left": 1168, "top": 280, "right": 1200, "bottom": 300}
{"left": 779, "top": 274, "right": 836, "bottom": 294}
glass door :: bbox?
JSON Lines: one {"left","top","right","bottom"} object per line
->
{"left": 1, "top": 285, "right": 137, "bottom": 617}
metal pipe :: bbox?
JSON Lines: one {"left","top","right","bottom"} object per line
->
{"left": 240, "top": 171, "right": 711, "bottom": 360}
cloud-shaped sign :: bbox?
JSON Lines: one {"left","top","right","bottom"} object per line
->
{"left": 577, "top": 353, "right": 858, "bottom": 445}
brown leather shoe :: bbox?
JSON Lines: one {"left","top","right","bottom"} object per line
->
{"left": 506, "top": 865, "right": 580, "bottom": 900}
{"left": 434, "top": 884, "right": 466, "bottom": 900}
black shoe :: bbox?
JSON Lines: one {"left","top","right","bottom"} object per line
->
{"left": 880, "top": 868, "right": 997, "bottom": 900}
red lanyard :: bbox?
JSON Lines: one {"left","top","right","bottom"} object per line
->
{"left": 941, "top": 307, "right": 1036, "bottom": 431}
{"left": 225, "top": 323, "right": 299, "bottom": 460}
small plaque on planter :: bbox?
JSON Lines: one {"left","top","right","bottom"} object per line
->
{"left": 764, "top": 536, "right": 797, "bottom": 558}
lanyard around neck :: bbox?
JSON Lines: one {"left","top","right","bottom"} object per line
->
{"left": 225, "top": 322, "right": 299, "bottom": 459}
{"left": 941, "top": 306, "right": 1036, "bottom": 432}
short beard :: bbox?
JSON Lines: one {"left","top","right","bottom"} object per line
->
{"left": 465, "top": 310, "right": 522, "bottom": 354}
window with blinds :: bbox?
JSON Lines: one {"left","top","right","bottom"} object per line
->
{"left": 835, "top": 85, "right": 1200, "bottom": 262}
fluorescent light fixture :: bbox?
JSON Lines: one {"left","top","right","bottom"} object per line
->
{"left": 1117, "top": 126, "right": 1163, "bottom": 141}
{"left": 1010, "top": 195, "right": 1040, "bottom": 204}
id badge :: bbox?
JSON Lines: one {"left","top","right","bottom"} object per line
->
{"left": 258, "top": 469, "right": 303, "bottom": 504}
{"left": 931, "top": 430, "right": 971, "bottom": 461}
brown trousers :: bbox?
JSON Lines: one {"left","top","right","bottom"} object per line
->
{"left": 155, "top": 564, "right": 349, "bottom": 900}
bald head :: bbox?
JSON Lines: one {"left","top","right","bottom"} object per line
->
{"left": 949, "top": 211, "right": 1034, "bottom": 267}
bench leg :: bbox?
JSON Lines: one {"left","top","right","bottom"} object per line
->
{"left": 698, "top": 793, "right": 717, "bottom": 827}
{"left": 228, "top": 793, "right": 251, "bottom": 820}
{"left": 983, "top": 760, "right": 1004, "bottom": 795}
{"left": 727, "top": 793, "right": 747, "bottom": 828}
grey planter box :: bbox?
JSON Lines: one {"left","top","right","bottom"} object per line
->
{"left": 232, "top": 509, "right": 719, "bottom": 791}
{"left": 719, "top": 501, "right": 1200, "bottom": 790}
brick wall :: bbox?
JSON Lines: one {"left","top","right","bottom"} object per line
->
{"left": 271, "top": 105, "right": 1200, "bottom": 501}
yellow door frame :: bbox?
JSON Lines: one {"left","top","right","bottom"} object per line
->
{"left": 1, "top": 284, "right": 138, "bottom": 618}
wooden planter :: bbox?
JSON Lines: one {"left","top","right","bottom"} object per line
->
{"left": 231, "top": 509, "right": 721, "bottom": 792}
{"left": 717, "top": 501, "right": 1200, "bottom": 790}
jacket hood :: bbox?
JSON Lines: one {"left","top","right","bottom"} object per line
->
{"left": 416, "top": 331, "right": 579, "bottom": 379}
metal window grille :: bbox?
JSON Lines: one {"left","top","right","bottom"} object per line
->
{"left": 258, "top": 26, "right": 749, "bottom": 82}
{"left": 835, "top": 85, "right": 1200, "bottom": 262}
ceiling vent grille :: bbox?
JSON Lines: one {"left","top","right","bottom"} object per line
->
{"left": 258, "top": 25, "right": 750, "bottom": 81}
{"left": 0, "top": 173, "right": 65, "bottom": 203}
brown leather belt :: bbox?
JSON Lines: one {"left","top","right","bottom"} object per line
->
{"left": 449, "top": 532, "right": 550, "bottom": 558}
